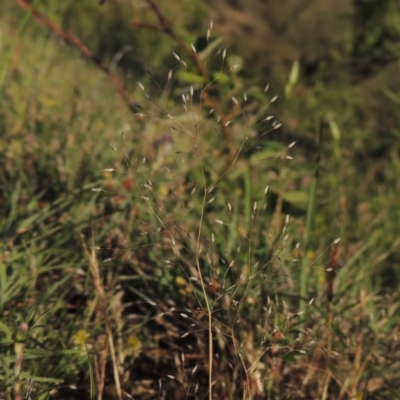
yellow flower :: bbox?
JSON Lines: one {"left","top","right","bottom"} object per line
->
{"left": 157, "top": 184, "right": 169, "bottom": 198}
{"left": 73, "top": 329, "right": 90, "bottom": 346}
{"left": 306, "top": 250, "right": 316, "bottom": 260}
{"left": 175, "top": 276, "right": 186, "bottom": 287}
{"left": 126, "top": 334, "right": 142, "bottom": 356}
{"left": 102, "top": 170, "right": 113, "bottom": 180}
{"left": 175, "top": 276, "right": 193, "bottom": 296}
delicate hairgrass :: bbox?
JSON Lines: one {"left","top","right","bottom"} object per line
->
{"left": 89, "top": 33, "right": 306, "bottom": 398}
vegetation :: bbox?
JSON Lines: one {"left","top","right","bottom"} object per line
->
{"left": 1, "top": 1, "right": 400, "bottom": 399}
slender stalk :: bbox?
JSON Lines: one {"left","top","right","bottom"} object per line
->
{"left": 300, "top": 118, "right": 323, "bottom": 304}
{"left": 197, "top": 161, "right": 213, "bottom": 400}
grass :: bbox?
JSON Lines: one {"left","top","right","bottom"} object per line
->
{"left": 1, "top": 1, "right": 400, "bottom": 399}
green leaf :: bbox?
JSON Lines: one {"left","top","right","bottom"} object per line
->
{"left": 0, "top": 321, "right": 12, "bottom": 338}
{"left": 176, "top": 70, "right": 203, "bottom": 84}
{"left": 212, "top": 72, "right": 230, "bottom": 85}
{"left": 282, "top": 191, "right": 309, "bottom": 208}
